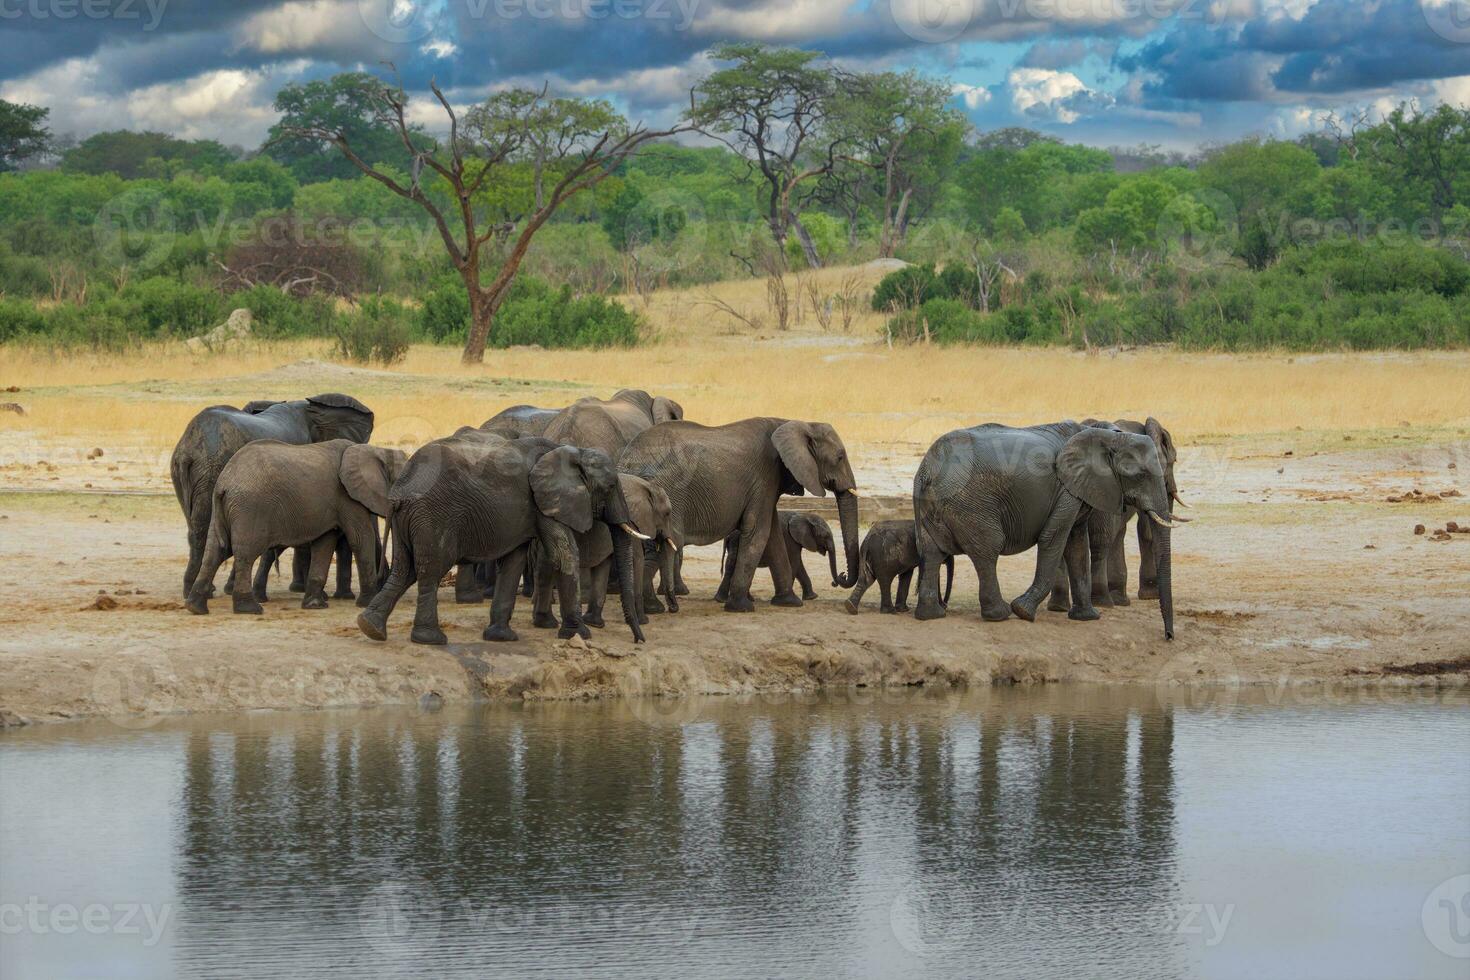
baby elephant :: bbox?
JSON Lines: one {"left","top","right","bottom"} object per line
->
{"left": 186, "top": 440, "right": 405, "bottom": 615}
{"left": 844, "top": 520, "right": 953, "bottom": 614}
{"left": 718, "top": 511, "right": 839, "bottom": 602}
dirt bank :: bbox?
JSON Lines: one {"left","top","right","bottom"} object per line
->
{"left": 1, "top": 429, "right": 1467, "bottom": 728}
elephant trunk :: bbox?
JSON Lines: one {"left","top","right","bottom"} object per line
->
{"left": 610, "top": 525, "right": 646, "bottom": 644}
{"left": 1156, "top": 524, "right": 1174, "bottom": 640}
{"left": 826, "top": 542, "right": 840, "bottom": 588}
{"left": 834, "top": 490, "right": 860, "bottom": 589}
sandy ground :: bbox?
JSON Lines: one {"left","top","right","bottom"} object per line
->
{"left": 1, "top": 421, "right": 1467, "bottom": 727}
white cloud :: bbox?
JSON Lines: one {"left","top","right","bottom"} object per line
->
{"left": 1008, "top": 67, "right": 1099, "bottom": 123}
{"left": 421, "top": 38, "right": 458, "bottom": 58}
{"left": 952, "top": 83, "right": 991, "bottom": 110}
{"left": 234, "top": 0, "right": 362, "bottom": 56}
{"left": 694, "top": 0, "right": 856, "bottom": 40}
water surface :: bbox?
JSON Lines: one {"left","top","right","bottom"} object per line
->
{"left": 3, "top": 685, "right": 1467, "bottom": 979}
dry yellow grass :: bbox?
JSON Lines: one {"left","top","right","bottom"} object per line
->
{"left": 3, "top": 263, "right": 1469, "bottom": 460}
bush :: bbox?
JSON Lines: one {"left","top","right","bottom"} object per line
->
{"left": 110, "top": 277, "right": 226, "bottom": 337}
{"left": 492, "top": 277, "right": 640, "bottom": 349}
{"left": 871, "top": 263, "right": 939, "bottom": 311}
{"left": 229, "top": 285, "right": 338, "bottom": 339}
{"left": 417, "top": 275, "right": 470, "bottom": 343}
{"left": 334, "top": 296, "right": 411, "bottom": 364}
{"left": 0, "top": 298, "right": 47, "bottom": 342}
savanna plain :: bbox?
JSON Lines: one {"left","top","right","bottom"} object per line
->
{"left": 2, "top": 265, "right": 1467, "bottom": 725}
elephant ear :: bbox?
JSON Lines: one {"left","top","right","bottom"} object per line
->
{"left": 306, "top": 393, "right": 375, "bottom": 443}
{"left": 340, "top": 444, "right": 401, "bottom": 517}
{"left": 1057, "top": 428, "right": 1124, "bottom": 515}
{"left": 1144, "top": 416, "right": 1176, "bottom": 466}
{"left": 652, "top": 396, "right": 684, "bottom": 424}
{"left": 772, "top": 421, "right": 826, "bottom": 498}
{"left": 787, "top": 514, "right": 824, "bottom": 552}
{"left": 243, "top": 400, "right": 282, "bottom": 415}
{"left": 530, "top": 447, "right": 593, "bottom": 533}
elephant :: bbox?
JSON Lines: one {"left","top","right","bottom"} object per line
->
{"left": 718, "top": 511, "right": 838, "bottom": 602}
{"left": 530, "top": 474, "right": 678, "bottom": 629}
{"left": 357, "top": 434, "right": 647, "bottom": 645}
{"left": 543, "top": 388, "right": 685, "bottom": 460}
{"left": 911, "top": 421, "right": 1186, "bottom": 639}
{"left": 480, "top": 404, "right": 561, "bottom": 439}
{"left": 170, "top": 394, "right": 374, "bottom": 599}
{"left": 1049, "top": 416, "right": 1182, "bottom": 611}
{"left": 184, "top": 440, "right": 405, "bottom": 615}
{"left": 619, "top": 417, "right": 861, "bottom": 613}
{"left": 843, "top": 520, "right": 954, "bottom": 615}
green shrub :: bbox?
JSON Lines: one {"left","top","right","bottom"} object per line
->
{"left": 492, "top": 277, "right": 640, "bottom": 349}
{"left": 416, "top": 275, "right": 470, "bottom": 343}
{"left": 334, "top": 296, "right": 411, "bottom": 364}
{"left": 0, "top": 298, "right": 47, "bottom": 342}
{"left": 111, "top": 277, "right": 226, "bottom": 337}
{"left": 871, "top": 263, "right": 939, "bottom": 311}
{"left": 229, "top": 285, "right": 338, "bottom": 339}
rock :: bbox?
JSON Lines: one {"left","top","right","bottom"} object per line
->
{"left": 1450, "top": 462, "right": 1458, "bottom": 470}
{"left": 1414, "top": 524, "right": 1426, "bottom": 535}
{"left": 87, "top": 447, "right": 103, "bottom": 459}
{"left": 87, "top": 595, "right": 119, "bottom": 610}
{"left": 184, "top": 308, "right": 253, "bottom": 353}
{"left": 798, "top": 636, "right": 819, "bottom": 646}
{"left": 3, "top": 385, "right": 18, "bottom": 393}
{"left": 1449, "top": 522, "right": 1460, "bottom": 533}
{"left": 1363, "top": 544, "right": 1376, "bottom": 549}
{"left": 0, "top": 710, "right": 30, "bottom": 729}
{"left": 1444, "top": 488, "right": 1463, "bottom": 498}
{"left": 0, "top": 403, "right": 24, "bottom": 415}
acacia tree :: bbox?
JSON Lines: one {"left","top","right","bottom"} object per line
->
{"left": 273, "top": 72, "right": 685, "bottom": 363}
{"left": 689, "top": 43, "right": 839, "bottom": 268}
{"left": 830, "top": 71, "right": 967, "bottom": 256}
{"left": 0, "top": 99, "right": 51, "bottom": 172}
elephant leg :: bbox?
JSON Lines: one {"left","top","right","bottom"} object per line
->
{"left": 674, "top": 545, "right": 690, "bottom": 596}
{"left": 842, "top": 553, "right": 874, "bottom": 614}
{"left": 332, "top": 536, "right": 354, "bottom": 600}
{"left": 520, "top": 551, "right": 536, "bottom": 598}
{"left": 894, "top": 569, "right": 913, "bottom": 612}
{"left": 289, "top": 547, "right": 308, "bottom": 593}
{"left": 714, "top": 535, "right": 737, "bottom": 604}
{"left": 478, "top": 561, "right": 496, "bottom": 599}
{"left": 455, "top": 561, "right": 483, "bottom": 604}
{"left": 409, "top": 559, "right": 448, "bottom": 646}
{"left": 1066, "top": 522, "right": 1100, "bottom": 622}
{"left": 182, "top": 497, "right": 211, "bottom": 599}
{"left": 555, "top": 569, "right": 589, "bottom": 640}
{"left": 357, "top": 529, "right": 415, "bottom": 641}
{"left": 643, "top": 541, "right": 667, "bottom": 614}
{"left": 1088, "top": 519, "right": 1111, "bottom": 608}
{"left": 252, "top": 547, "right": 278, "bottom": 602}
{"left": 584, "top": 561, "right": 610, "bottom": 628}
{"left": 530, "top": 544, "right": 559, "bottom": 629}
{"left": 766, "top": 515, "right": 802, "bottom": 608}
{"left": 975, "top": 554, "right": 1010, "bottom": 622}
{"left": 185, "top": 522, "right": 229, "bottom": 615}
{"left": 230, "top": 547, "right": 264, "bottom": 615}
{"left": 1137, "top": 517, "right": 1159, "bottom": 599}
{"left": 913, "top": 521, "right": 949, "bottom": 622}
{"left": 345, "top": 514, "right": 379, "bottom": 609}
{"left": 484, "top": 545, "right": 527, "bottom": 642}
{"left": 1012, "top": 501, "right": 1084, "bottom": 621}
{"left": 630, "top": 543, "right": 649, "bottom": 625}
{"left": 1107, "top": 525, "right": 1130, "bottom": 607}
{"left": 724, "top": 507, "right": 771, "bottom": 613}
{"left": 792, "top": 545, "right": 817, "bottom": 601}
{"left": 301, "top": 533, "right": 337, "bottom": 610}
{"left": 1047, "top": 557, "right": 1071, "bottom": 613}
{"left": 878, "top": 574, "right": 895, "bottom": 613}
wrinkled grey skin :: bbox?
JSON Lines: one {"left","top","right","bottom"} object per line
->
{"left": 718, "top": 511, "right": 838, "bottom": 602}
{"left": 620, "top": 417, "right": 861, "bottom": 613}
{"left": 912, "top": 421, "right": 1181, "bottom": 639}
{"left": 358, "top": 434, "right": 645, "bottom": 646}
{"left": 531, "top": 474, "right": 677, "bottom": 629}
{"left": 543, "top": 388, "right": 685, "bottom": 459}
{"left": 185, "top": 440, "right": 405, "bottom": 615}
{"left": 480, "top": 404, "right": 561, "bottom": 439}
{"left": 844, "top": 519, "right": 954, "bottom": 615}
{"left": 170, "top": 394, "right": 374, "bottom": 599}
{"left": 1049, "top": 417, "right": 1181, "bottom": 611}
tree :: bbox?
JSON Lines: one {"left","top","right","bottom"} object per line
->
{"left": 1354, "top": 103, "right": 1470, "bottom": 219}
{"left": 273, "top": 73, "right": 685, "bottom": 363}
{"left": 689, "top": 43, "right": 838, "bottom": 268}
{"left": 61, "top": 130, "right": 235, "bottom": 178}
{"left": 266, "top": 74, "right": 420, "bottom": 184}
{"left": 830, "top": 70, "right": 967, "bottom": 256}
{"left": 0, "top": 100, "right": 52, "bottom": 172}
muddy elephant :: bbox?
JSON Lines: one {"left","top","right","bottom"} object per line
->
{"left": 543, "top": 388, "right": 685, "bottom": 459}
{"left": 358, "top": 434, "right": 647, "bottom": 645}
{"left": 1049, "top": 416, "right": 1182, "bottom": 611}
{"left": 480, "top": 404, "right": 561, "bottom": 439}
{"left": 718, "top": 511, "right": 838, "bottom": 602}
{"left": 170, "top": 394, "right": 374, "bottom": 599}
{"left": 912, "top": 421, "right": 1185, "bottom": 639}
{"left": 844, "top": 520, "right": 953, "bottom": 614}
{"left": 185, "top": 440, "right": 405, "bottom": 615}
{"left": 619, "top": 418, "right": 861, "bottom": 613}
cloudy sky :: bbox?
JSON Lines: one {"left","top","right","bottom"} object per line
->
{"left": 3, "top": 0, "right": 1469, "bottom": 151}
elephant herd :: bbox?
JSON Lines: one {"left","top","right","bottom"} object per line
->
{"left": 169, "top": 387, "right": 1186, "bottom": 646}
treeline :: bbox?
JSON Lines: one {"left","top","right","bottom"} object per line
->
{"left": 0, "top": 53, "right": 1467, "bottom": 356}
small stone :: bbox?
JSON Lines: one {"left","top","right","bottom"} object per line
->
{"left": 1450, "top": 462, "right": 1458, "bottom": 470}
{"left": 87, "top": 447, "right": 103, "bottom": 459}
{"left": 798, "top": 636, "right": 819, "bottom": 646}
{"left": 0, "top": 403, "right": 24, "bottom": 416}
{"left": 1363, "top": 544, "right": 1376, "bottom": 549}
{"left": 1449, "top": 522, "right": 1461, "bottom": 533}
{"left": 87, "top": 595, "right": 119, "bottom": 611}
{"left": 1414, "top": 524, "right": 1426, "bottom": 535}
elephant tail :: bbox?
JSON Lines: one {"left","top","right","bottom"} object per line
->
{"left": 943, "top": 556, "right": 955, "bottom": 606}
{"left": 170, "top": 449, "right": 192, "bottom": 518}
{"left": 207, "top": 484, "right": 231, "bottom": 558}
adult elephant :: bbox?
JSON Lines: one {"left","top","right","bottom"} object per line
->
{"left": 357, "top": 435, "right": 647, "bottom": 645}
{"left": 1049, "top": 416, "right": 1182, "bottom": 611}
{"left": 170, "top": 394, "right": 374, "bottom": 599}
{"left": 543, "top": 388, "right": 685, "bottom": 459}
{"left": 480, "top": 404, "right": 561, "bottom": 439}
{"left": 911, "top": 421, "right": 1185, "bottom": 639}
{"left": 619, "top": 418, "right": 861, "bottom": 612}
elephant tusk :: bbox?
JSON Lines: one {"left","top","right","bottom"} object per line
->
{"left": 1147, "top": 510, "right": 1181, "bottom": 529}
{"left": 844, "top": 488, "right": 861, "bottom": 498}
{"left": 1167, "top": 513, "right": 1193, "bottom": 523}
{"left": 619, "top": 523, "right": 652, "bottom": 541}
{"left": 1172, "top": 491, "right": 1190, "bottom": 509}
